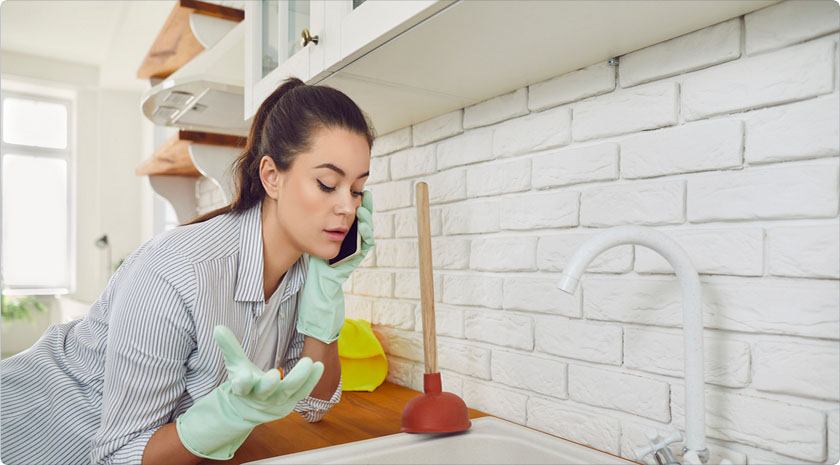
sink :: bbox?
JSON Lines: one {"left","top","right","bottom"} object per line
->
{"left": 244, "top": 416, "right": 635, "bottom": 464}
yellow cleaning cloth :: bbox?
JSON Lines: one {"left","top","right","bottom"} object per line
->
{"left": 337, "top": 319, "right": 388, "bottom": 392}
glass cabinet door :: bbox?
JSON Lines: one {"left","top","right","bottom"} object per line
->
{"left": 246, "top": 0, "right": 324, "bottom": 119}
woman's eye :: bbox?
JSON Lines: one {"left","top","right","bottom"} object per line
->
{"left": 351, "top": 190, "right": 364, "bottom": 198}
{"left": 317, "top": 180, "right": 335, "bottom": 192}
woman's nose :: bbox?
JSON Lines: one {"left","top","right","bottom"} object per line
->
{"left": 334, "top": 193, "right": 356, "bottom": 216}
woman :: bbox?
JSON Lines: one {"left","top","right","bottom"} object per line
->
{"left": 0, "top": 77, "right": 376, "bottom": 464}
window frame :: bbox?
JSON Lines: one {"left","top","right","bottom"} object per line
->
{"left": 1, "top": 86, "right": 77, "bottom": 296}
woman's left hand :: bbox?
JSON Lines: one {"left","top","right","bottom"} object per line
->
{"left": 296, "top": 190, "right": 375, "bottom": 343}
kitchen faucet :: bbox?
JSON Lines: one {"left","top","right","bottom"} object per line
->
{"left": 557, "top": 226, "right": 710, "bottom": 465}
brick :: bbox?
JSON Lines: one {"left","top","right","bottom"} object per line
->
{"left": 529, "top": 61, "right": 616, "bottom": 112}
{"left": 527, "top": 397, "right": 621, "bottom": 455}
{"left": 373, "top": 327, "right": 423, "bottom": 362}
{"left": 635, "top": 228, "right": 764, "bottom": 277}
{"left": 441, "top": 200, "right": 500, "bottom": 235}
{"left": 393, "top": 270, "right": 442, "bottom": 302}
{"left": 441, "top": 274, "right": 503, "bottom": 309}
{"left": 753, "top": 339, "right": 840, "bottom": 400}
{"left": 620, "top": 18, "right": 741, "bottom": 87}
{"left": 532, "top": 143, "right": 619, "bottom": 189}
{"left": 438, "top": 339, "right": 491, "bottom": 379}
{"left": 386, "top": 355, "right": 422, "bottom": 391}
{"left": 767, "top": 223, "right": 840, "bottom": 279}
{"left": 745, "top": 0, "right": 840, "bottom": 55}
{"left": 393, "top": 208, "right": 442, "bottom": 238}
{"left": 537, "top": 232, "right": 634, "bottom": 274}
{"left": 624, "top": 326, "right": 750, "bottom": 388}
{"left": 352, "top": 269, "right": 392, "bottom": 297}
{"left": 492, "top": 350, "right": 567, "bottom": 399}
{"left": 535, "top": 317, "right": 622, "bottom": 365}
{"left": 412, "top": 109, "right": 463, "bottom": 146}
{"left": 830, "top": 409, "right": 839, "bottom": 465}
{"left": 672, "top": 387, "right": 826, "bottom": 461}
{"left": 581, "top": 180, "right": 685, "bottom": 227}
{"left": 367, "top": 156, "right": 390, "bottom": 184}
{"left": 464, "top": 309, "right": 534, "bottom": 350}
{"left": 413, "top": 303, "right": 464, "bottom": 338}
{"left": 368, "top": 180, "right": 412, "bottom": 211}
{"left": 463, "top": 88, "right": 528, "bottom": 129}
{"left": 500, "top": 191, "right": 580, "bottom": 230}
{"left": 462, "top": 378, "right": 527, "bottom": 423}
{"left": 491, "top": 106, "right": 571, "bottom": 157}
{"left": 584, "top": 276, "right": 840, "bottom": 339}
{"left": 371, "top": 299, "right": 416, "bottom": 331}
{"left": 416, "top": 168, "right": 467, "bottom": 204}
{"left": 621, "top": 119, "right": 743, "bottom": 179}
{"left": 436, "top": 129, "right": 494, "bottom": 170}
{"left": 502, "top": 276, "right": 581, "bottom": 317}
{"left": 389, "top": 145, "right": 436, "bottom": 180}
{"left": 466, "top": 158, "right": 531, "bottom": 198}
{"left": 688, "top": 161, "right": 839, "bottom": 222}
{"left": 743, "top": 94, "right": 840, "bottom": 164}
{"left": 683, "top": 40, "right": 835, "bottom": 121}
{"left": 573, "top": 81, "right": 678, "bottom": 142}
{"left": 345, "top": 295, "right": 373, "bottom": 321}
{"left": 371, "top": 127, "right": 411, "bottom": 157}
{"left": 470, "top": 236, "right": 537, "bottom": 272}
{"left": 431, "top": 237, "right": 470, "bottom": 270}
{"left": 373, "top": 212, "right": 394, "bottom": 239}
{"left": 569, "top": 365, "right": 670, "bottom": 422}
{"left": 374, "top": 239, "right": 417, "bottom": 268}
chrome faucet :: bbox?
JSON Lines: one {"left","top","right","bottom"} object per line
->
{"left": 557, "top": 225, "right": 710, "bottom": 465}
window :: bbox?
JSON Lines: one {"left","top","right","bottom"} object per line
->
{"left": 1, "top": 81, "right": 76, "bottom": 295}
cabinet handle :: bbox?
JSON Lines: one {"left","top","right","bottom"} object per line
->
{"left": 300, "top": 28, "right": 319, "bottom": 47}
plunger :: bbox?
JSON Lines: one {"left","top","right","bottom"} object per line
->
{"left": 400, "top": 181, "right": 472, "bottom": 434}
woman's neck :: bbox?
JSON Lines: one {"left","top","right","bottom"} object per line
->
{"left": 260, "top": 198, "right": 303, "bottom": 302}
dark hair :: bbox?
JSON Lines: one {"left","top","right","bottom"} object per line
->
{"left": 185, "top": 77, "right": 375, "bottom": 225}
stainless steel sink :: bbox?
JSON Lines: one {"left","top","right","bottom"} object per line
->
{"left": 245, "top": 416, "right": 635, "bottom": 464}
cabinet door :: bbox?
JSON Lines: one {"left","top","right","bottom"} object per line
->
{"left": 321, "top": 0, "right": 448, "bottom": 73}
{"left": 245, "top": 0, "right": 326, "bottom": 119}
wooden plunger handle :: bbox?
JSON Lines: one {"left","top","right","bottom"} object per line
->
{"left": 415, "top": 182, "right": 437, "bottom": 374}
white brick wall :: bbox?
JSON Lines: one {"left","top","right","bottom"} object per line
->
{"left": 354, "top": 2, "right": 840, "bottom": 463}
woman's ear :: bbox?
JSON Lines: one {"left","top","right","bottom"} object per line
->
{"left": 259, "top": 156, "right": 285, "bottom": 200}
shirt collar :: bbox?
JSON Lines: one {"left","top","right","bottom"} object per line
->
{"left": 234, "top": 201, "right": 308, "bottom": 303}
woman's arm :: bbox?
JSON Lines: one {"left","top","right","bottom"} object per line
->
{"left": 301, "top": 335, "right": 340, "bottom": 400}
{"left": 88, "top": 256, "right": 197, "bottom": 465}
{"left": 142, "top": 423, "right": 201, "bottom": 465}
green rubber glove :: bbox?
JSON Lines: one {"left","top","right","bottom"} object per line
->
{"left": 176, "top": 325, "right": 324, "bottom": 460}
{"left": 297, "top": 189, "right": 376, "bottom": 343}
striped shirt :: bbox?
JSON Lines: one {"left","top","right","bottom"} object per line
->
{"left": 0, "top": 201, "right": 341, "bottom": 465}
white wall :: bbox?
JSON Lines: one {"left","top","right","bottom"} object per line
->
{"left": 1, "top": 50, "right": 155, "bottom": 304}
{"left": 355, "top": 3, "right": 838, "bottom": 465}
{"left": 194, "top": 2, "right": 840, "bottom": 463}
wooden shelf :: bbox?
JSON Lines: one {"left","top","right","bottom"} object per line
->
{"left": 137, "top": 0, "right": 244, "bottom": 80}
{"left": 136, "top": 130, "right": 244, "bottom": 177}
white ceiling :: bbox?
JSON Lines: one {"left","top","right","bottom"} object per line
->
{"left": 0, "top": 0, "right": 175, "bottom": 91}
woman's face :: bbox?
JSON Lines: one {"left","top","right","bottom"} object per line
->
{"left": 268, "top": 126, "right": 371, "bottom": 260}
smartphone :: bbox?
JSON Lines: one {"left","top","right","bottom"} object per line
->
{"left": 329, "top": 217, "right": 360, "bottom": 266}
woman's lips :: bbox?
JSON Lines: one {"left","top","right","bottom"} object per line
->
{"left": 324, "top": 230, "right": 347, "bottom": 242}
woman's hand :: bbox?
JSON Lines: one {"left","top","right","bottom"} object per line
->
{"left": 175, "top": 325, "right": 324, "bottom": 460}
{"left": 297, "top": 190, "right": 375, "bottom": 343}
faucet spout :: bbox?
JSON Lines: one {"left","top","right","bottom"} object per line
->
{"left": 558, "top": 226, "right": 707, "bottom": 462}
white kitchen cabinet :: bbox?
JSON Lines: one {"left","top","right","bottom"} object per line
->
{"left": 244, "top": 0, "right": 326, "bottom": 119}
{"left": 246, "top": 0, "right": 451, "bottom": 119}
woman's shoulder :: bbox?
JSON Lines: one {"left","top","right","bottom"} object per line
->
{"left": 150, "top": 211, "right": 241, "bottom": 263}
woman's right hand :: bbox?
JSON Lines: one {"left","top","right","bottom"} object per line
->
{"left": 175, "top": 325, "right": 324, "bottom": 460}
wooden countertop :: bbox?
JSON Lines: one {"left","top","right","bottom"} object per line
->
{"left": 204, "top": 382, "right": 489, "bottom": 465}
